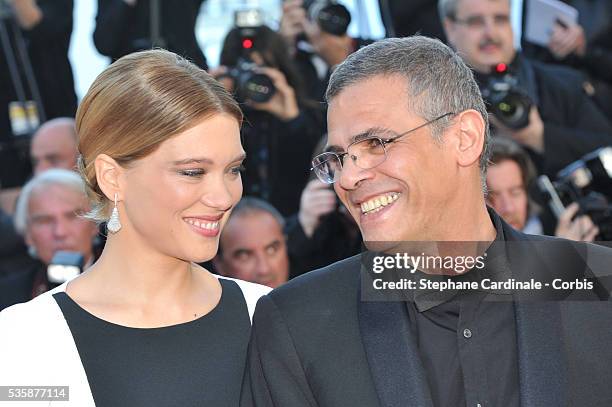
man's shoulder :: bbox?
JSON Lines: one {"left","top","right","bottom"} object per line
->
{"left": 529, "top": 59, "right": 586, "bottom": 94}
{"left": 264, "top": 254, "right": 362, "bottom": 314}
{"left": 510, "top": 229, "right": 612, "bottom": 291}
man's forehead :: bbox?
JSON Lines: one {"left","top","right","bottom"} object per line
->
{"left": 30, "top": 184, "right": 86, "bottom": 204}
{"left": 456, "top": 0, "right": 510, "bottom": 14}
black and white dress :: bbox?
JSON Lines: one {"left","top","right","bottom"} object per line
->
{"left": 0, "top": 276, "right": 269, "bottom": 407}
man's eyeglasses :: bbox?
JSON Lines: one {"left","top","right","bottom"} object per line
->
{"left": 451, "top": 14, "right": 510, "bottom": 30}
{"left": 311, "top": 113, "right": 454, "bottom": 184}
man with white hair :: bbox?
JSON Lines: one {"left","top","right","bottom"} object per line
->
{"left": 2, "top": 169, "right": 98, "bottom": 306}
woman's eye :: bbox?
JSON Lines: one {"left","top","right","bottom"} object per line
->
{"left": 179, "top": 169, "right": 205, "bottom": 177}
{"left": 230, "top": 164, "right": 246, "bottom": 176}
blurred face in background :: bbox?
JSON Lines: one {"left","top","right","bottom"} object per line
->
{"left": 486, "top": 159, "right": 528, "bottom": 230}
{"left": 444, "top": 0, "right": 515, "bottom": 73}
{"left": 116, "top": 114, "right": 245, "bottom": 264}
{"left": 30, "top": 119, "right": 78, "bottom": 175}
{"left": 215, "top": 211, "right": 289, "bottom": 288}
{"left": 26, "top": 184, "right": 97, "bottom": 265}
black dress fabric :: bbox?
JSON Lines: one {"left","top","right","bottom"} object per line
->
{"left": 53, "top": 278, "right": 251, "bottom": 407}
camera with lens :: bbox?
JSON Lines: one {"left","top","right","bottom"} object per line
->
{"left": 537, "top": 147, "right": 612, "bottom": 240}
{"left": 480, "top": 64, "right": 533, "bottom": 130}
{"left": 302, "top": 0, "right": 351, "bottom": 36}
{"left": 221, "top": 9, "right": 276, "bottom": 104}
{"left": 226, "top": 58, "right": 276, "bottom": 104}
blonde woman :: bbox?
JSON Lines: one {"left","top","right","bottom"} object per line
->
{"left": 0, "top": 49, "right": 269, "bottom": 406}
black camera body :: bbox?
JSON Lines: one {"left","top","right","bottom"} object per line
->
{"left": 480, "top": 64, "right": 533, "bottom": 130}
{"left": 303, "top": 0, "right": 351, "bottom": 36}
{"left": 226, "top": 10, "right": 276, "bottom": 104}
{"left": 226, "top": 58, "right": 276, "bottom": 104}
{"left": 538, "top": 147, "right": 612, "bottom": 240}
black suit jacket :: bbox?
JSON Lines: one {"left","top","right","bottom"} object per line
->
{"left": 241, "top": 216, "right": 612, "bottom": 407}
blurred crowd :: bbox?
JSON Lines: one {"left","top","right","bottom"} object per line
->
{"left": 1, "top": 0, "right": 612, "bottom": 310}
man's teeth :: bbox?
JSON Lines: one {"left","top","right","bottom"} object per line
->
{"left": 185, "top": 219, "right": 219, "bottom": 230}
{"left": 360, "top": 193, "right": 400, "bottom": 215}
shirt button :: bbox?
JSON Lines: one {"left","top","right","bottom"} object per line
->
{"left": 463, "top": 328, "right": 472, "bottom": 339}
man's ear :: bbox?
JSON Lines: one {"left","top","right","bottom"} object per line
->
{"left": 454, "top": 109, "right": 486, "bottom": 168}
{"left": 94, "top": 154, "right": 124, "bottom": 201}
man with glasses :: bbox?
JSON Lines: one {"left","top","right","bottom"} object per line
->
{"left": 439, "top": 0, "right": 612, "bottom": 177}
{"left": 240, "top": 36, "right": 612, "bottom": 407}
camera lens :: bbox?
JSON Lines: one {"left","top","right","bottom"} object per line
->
{"left": 242, "top": 72, "right": 276, "bottom": 103}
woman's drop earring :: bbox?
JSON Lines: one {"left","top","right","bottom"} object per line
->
{"left": 107, "top": 193, "right": 122, "bottom": 233}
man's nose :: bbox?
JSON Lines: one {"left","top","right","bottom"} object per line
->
{"left": 498, "top": 194, "right": 516, "bottom": 214}
{"left": 338, "top": 156, "right": 373, "bottom": 191}
{"left": 482, "top": 17, "right": 497, "bottom": 36}
{"left": 35, "top": 162, "right": 51, "bottom": 175}
{"left": 254, "top": 253, "right": 272, "bottom": 276}
{"left": 52, "top": 218, "right": 69, "bottom": 238}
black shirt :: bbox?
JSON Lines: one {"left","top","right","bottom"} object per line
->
{"left": 53, "top": 278, "right": 251, "bottom": 407}
{"left": 405, "top": 212, "right": 520, "bottom": 407}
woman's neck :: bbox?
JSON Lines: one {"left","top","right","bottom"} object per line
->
{"left": 81, "top": 229, "right": 197, "bottom": 306}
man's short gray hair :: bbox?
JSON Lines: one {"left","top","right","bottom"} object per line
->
{"left": 14, "top": 169, "right": 88, "bottom": 236}
{"left": 325, "top": 36, "right": 490, "bottom": 184}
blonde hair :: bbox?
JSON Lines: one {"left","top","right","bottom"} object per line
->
{"left": 76, "top": 49, "right": 243, "bottom": 223}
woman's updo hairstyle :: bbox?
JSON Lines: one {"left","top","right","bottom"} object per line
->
{"left": 76, "top": 49, "right": 242, "bottom": 223}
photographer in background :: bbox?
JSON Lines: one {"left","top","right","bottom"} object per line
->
{"left": 0, "top": 0, "right": 76, "bottom": 142}
{"left": 94, "top": 0, "right": 208, "bottom": 69}
{"left": 440, "top": 0, "right": 612, "bottom": 176}
{"left": 1, "top": 169, "right": 98, "bottom": 309}
{"left": 486, "top": 137, "right": 599, "bottom": 241}
{"left": 521, "top": 0, "right": 612, "bottom": 119}
{"left": 285, "top": 178, "right": 361, "bottom": 278}
{"left": 218, "top": 23, "right": 324, "bottom": 216}
{"left": 280, "top": 0, "right": 370, "bottom": 103}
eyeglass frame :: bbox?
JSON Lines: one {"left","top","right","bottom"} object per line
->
{"left": 450, "top": 13, "right": 511, "bottom": 30}
{"left": 310, "top": 112, "right": 455, "bottom": 184}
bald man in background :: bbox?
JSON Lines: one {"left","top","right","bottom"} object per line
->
{"left": 30, "top": 117, "right": 78, "bottom": 175}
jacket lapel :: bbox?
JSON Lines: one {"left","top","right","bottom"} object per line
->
{"left": 503, "top": 221, "right": 569, "bottom": 407}
{"left": 514, "top": 302, "right": 568, "bottom": 407}
{"left": 358, "top": 280, "right": 434, "bottom": 407}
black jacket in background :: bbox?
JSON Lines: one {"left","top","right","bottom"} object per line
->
{"left": 0, "top": 0, "right": 77, "bottom": 142}
{"left": 521, "top": 0, "right": 612, "bottom": 119}
{"left": 522, "top": 0, "right": 612, "bottom": 84}
{"left": 241, "top": 107, "right": 323, "bottom": 217}
{"left": 94, "top": 0, "right": 207, "bottom": 69}
{"left": 285, "top": 211, "right": 362, "bottom": 279}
